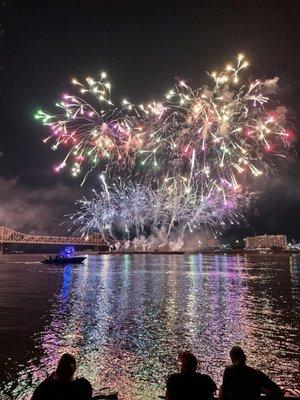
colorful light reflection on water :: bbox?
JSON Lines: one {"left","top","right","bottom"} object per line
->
{"left": 0, "top": 254, "right": 299, "bottom": 399}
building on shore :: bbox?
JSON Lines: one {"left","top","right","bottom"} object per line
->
{"left": 245, "top": 234, "right": 287, "bottom": 250}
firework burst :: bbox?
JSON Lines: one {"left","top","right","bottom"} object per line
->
{"left": 36, "top": 54, "right": 291, "bottom": 240}
{"left": 71, "top": 177, "right": 243, "bottom": 241}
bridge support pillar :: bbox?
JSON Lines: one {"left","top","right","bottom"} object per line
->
{"left": 0, "top": 243, "right": 4, "bottom": 254}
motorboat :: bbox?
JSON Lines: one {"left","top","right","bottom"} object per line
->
{"left": 41, "top": 256, "right": 86, "bottom": 264}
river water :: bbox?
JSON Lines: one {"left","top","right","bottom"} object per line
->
{"left": 0, "top": 253, "right": 299, "bottom": 399}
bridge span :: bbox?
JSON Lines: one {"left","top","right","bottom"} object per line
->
{"left": 0, "top": 226, "right": 107, "bottom": 253}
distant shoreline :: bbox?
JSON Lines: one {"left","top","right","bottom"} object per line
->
{"left": 100, "top": 249, "right": 300, "bottom": 256}
{"left": 1, "top": 249, "right": 299, "bottom": 256}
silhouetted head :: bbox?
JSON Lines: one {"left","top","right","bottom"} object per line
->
{"left": 180, "top": 351, "right": 198, "bottom": 373}
{"left": 55, "top": 353, "right": 76, "bottom": 382}
{"left": 178, "top": 350, "right": 191, "bottom": 363}
{"left": 230, "top": 346, "right": 246, "bottom": 365}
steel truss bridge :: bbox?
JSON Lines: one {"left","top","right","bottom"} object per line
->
{"left": 0, "top": 226, "right": 107, "bottom": 253}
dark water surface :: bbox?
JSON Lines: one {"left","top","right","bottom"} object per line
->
{"left": 0, "top": 253, "right": 299, "bottom": 399}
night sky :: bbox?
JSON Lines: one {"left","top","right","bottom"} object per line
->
{"left": 0, "top": 0, "right": 299, "bottom": 240}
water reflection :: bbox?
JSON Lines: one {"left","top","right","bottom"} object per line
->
{"left": 60, "top": 265, "right": 72, "bottom": 306}
{"left": 0, "top": 254, "right": 299, "bottom": 399}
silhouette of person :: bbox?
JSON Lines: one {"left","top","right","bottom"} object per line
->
{"left": 219, "top": 346, "right": 283, "bottom": 400}
{"left": 166, "top": 351, "right": 217, "bottom": 400}
{"left": 31, "top": 353, "right": 92, "bottom": 400}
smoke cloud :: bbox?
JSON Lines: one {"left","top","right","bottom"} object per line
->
{"left": 264, "top": 76, "right": 279, "bottom": 93}
{"left": 0, "top": 177, "right": 80, "bottom": 234}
